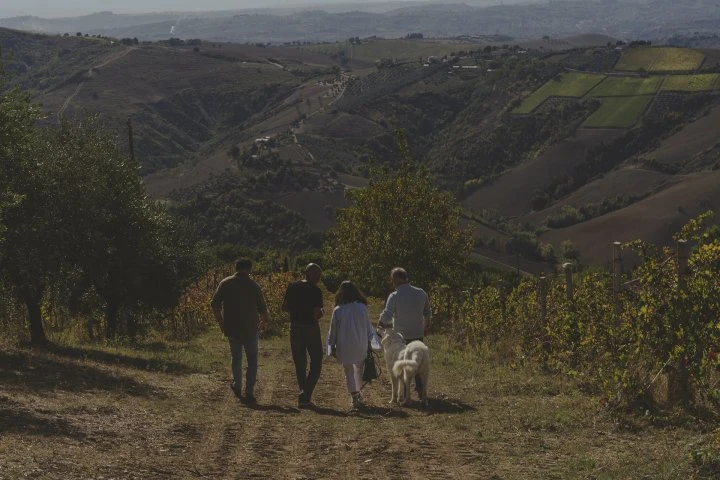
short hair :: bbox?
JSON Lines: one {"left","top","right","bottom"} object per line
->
{"left": 304, "top": 263, "right": 321, "bottom": 275}
{"left": 235, "top": 257, "right": 252, "bottom": 271}
{"left": 391, "top": 267, "right": 408, "bottom": 282}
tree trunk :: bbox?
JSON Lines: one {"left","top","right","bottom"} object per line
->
{"left": 106, "top": 302, "right": 119, "bottom": 340}
{"left": 126, "top": 310, "right": 137, "bottom": 340}
{"left": 23, "top": 291, "right": 47, "bottom": 346}
{"left": 668, "top": 360, "right": 693, "bottom": 405}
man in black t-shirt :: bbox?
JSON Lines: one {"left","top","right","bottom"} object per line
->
{"left": 282, "top": 263, "right": 324, "bottom": 408}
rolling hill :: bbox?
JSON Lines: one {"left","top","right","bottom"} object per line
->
{"left": 2, "top": 26, "right": 720, "bottom": 266}
{"left": 2, "top": 0, "right": 720, "bottom": 44}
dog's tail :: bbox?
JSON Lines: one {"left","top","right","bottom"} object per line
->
{"left": 392, "top": 359, "right": 419, "bottom": 378}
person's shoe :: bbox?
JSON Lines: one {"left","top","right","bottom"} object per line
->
{"left": 351, "top": 392, "right": 363, "bottom": 411}
{"left": 230, "top": 383, "right": 242, "bottom": 398}
{"left": 243, "top": 395, "right": 257, "bottom": 406}
{"left": 297, "top": 393, "right": 311, "bottom": 408}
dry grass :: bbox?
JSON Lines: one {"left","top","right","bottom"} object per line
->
{"left": 0, "top": 301, "right": 714, "bottom": 479}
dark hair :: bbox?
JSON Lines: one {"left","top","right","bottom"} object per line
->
{"left": 235, "top": 257, "right": 252, "bottom": 272}
{"left": 334, "top": 280, "right": 367, "bottom": 306}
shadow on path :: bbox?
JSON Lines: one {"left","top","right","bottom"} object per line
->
{"left": 354, "top": 405, "right": 410, "bottom": 419}
{"left": 426, "top": 396, "right": 477, "bottom": 414}
{"left": 0, "top": 349, "right": 160, "bottom": 397}
{"left": 0, "top": 396, "right": 86, "bottom": 439}
{"left": 244, "top": 403, "right": 300, "bottom": 415}
{"left": 296, "top": 404, "right": 348, "bottom": 417}
{"left": 48, "top": 343, "right": 197, "bottom": 375}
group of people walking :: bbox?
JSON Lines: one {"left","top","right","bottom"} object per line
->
{"left": 210, "top": 258, "right": 432, "bottom": 410}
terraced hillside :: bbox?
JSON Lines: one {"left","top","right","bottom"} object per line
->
{"left": 512, "top": 46, "right": 720, "bottom": 128}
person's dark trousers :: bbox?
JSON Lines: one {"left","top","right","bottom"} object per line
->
{"left": 228, "top": 334, "right": 259, "bottom": 397}
{"left": 405, "top": 337, "right": 424, "bottom": 395}
{"left": 290, "top": 323, "right": 323, "bottom": 402}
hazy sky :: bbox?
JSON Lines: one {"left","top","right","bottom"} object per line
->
{"left": 0, "top": 1, "right": 310, "bottom": 18}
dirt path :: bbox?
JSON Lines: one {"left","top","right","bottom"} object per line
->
{"left": 0, "top": 327, "right": 708, "bottom": 479}
{"left": 56, "top": 47, "right": 137, "bottom": 121}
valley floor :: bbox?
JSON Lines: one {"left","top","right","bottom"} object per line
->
{"left": 0, "top": 324, "right": 713, "bottom": 479}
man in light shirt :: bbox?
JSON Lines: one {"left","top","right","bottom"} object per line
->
{"left": 378, "top": 267, "right": 432, "bottom": 397}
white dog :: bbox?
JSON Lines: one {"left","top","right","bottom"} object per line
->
{"left": 380, "top": 328, "right": 430, "bottom": 407}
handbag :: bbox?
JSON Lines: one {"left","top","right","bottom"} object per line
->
{"left": 362, "top": 347, "right": 379, "bottom": 383}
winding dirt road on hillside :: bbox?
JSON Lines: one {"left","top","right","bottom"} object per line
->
{"left": 57, "top": 47, "right": 137, "bottom": 122}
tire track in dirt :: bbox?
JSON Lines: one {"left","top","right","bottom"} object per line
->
{"left": 171, "top": 380, "right": 239, "bottom": 478}
{"left": 219, "top": 354, "right": 304, "bottom": 478}
{"left": 180, "top": 342, "right": 491, "bottom": 479}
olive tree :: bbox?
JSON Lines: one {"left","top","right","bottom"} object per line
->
{"left": 325, "top": 133, "right": 473, "bottom": 295}
{"left": 48, "top": 116, "right": 206, "bottom": 339}
{"left": 0, "top": 110, "right": 205, "bottom": 343}
{"left": 0, "top": 73, "right": 49, "bottom": 343}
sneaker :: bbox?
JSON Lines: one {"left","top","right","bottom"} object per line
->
{"left": 243, "top": 395, "right": 257, "bottom": 406}
{"left": 298, "top": 399, "right": 316, "bottom": 409}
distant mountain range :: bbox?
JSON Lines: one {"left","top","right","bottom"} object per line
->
{"left": 2, "top": 0, "right": 720, "bottom": 43}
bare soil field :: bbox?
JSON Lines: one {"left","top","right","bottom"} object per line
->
{"left": 640, "top": 106, "right": 720, "bottom": 165}
{"left": 1, "top": 311, "right": 713, "bottom": 480}
{"left": 541, "top": 169, "right": 720, "bottom": 264}
{"left": 42, "top": 45, "right": 296, "bottom": 119}
{"left": 462, "top": 129, "right": 624, "bottom": 217}
{"left": 523, "top": 167, "right": 676, "bottom": 226}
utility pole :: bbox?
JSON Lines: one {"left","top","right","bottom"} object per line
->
{"left": 127, "top": 116, "right": 136, "bottom": 165}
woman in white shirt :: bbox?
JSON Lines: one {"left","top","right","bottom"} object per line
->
{"left": 326, "top": 281, "right": 380, "bottom": 410}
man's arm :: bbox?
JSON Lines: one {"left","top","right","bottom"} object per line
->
{"left": 210, "top": 283, "right": 225, "bottom": 331}
{"left": 378, "top": 292, "right": 396, "bottom": 328}
{"left": 258, "top": 312, "right": 269, "bottom": 335}
{"left": 212, "top": 305, "right": 224, "bottom": 331}
{"left": 257, "top": 285, "right": 269, "bottom": 334}
{"left": 281, "top": 285, "right": 291, "bottom": 313}
{"left": 327, "top": 308, "right": 339, "bottom": 356}
{"left": 313, "top": 287, "right": 324, "bottom": 320}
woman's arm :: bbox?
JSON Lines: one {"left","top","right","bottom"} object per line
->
{"left": 326, "top": 307, "right": 340, "bottom": 356}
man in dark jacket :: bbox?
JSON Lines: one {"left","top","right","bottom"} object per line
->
{"left": 211, "top": 258, "right": 268, "bottom": 405}
{"left": 282, "top": 263, "right": 324, "bottom": 408}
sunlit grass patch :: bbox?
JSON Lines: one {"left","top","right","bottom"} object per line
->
{"left": 615, "top": 47, "right": 705, "bottom": 72}
{"left": 582, "top": 95, "right": 654, "bottom": 128}
{"left": 660, "top": 73, "right": 720, "bottom": 92}
{"left": 512, "top": 72, "right": 606, "bottom": 114}
{"left": 587, "top": 76, "right": 662, "bottom": 96}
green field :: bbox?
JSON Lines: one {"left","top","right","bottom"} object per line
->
{"left": 615, "top": 47, "right": 706, "bottom": 72}
{"left": 302, "top": 39, "right": 483, "bottom": 63}
{"left": 512, "top": 72, "right": 606, "bottom": 114}
{"left": 582, "top": 95, "right": 654, "bottom": 128}
{"left": 587, "top": 76, "right": 662, "bottom": 96}
{"left": 660, "top": 73, "right": 720, "bottom": 91}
